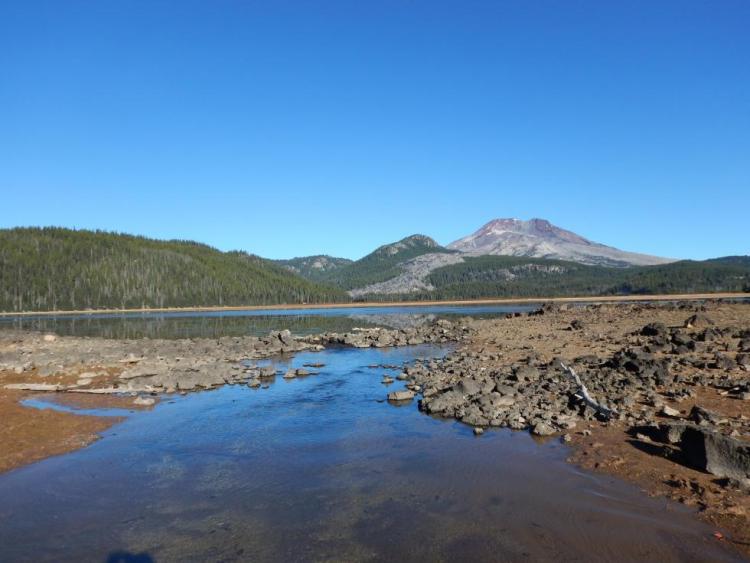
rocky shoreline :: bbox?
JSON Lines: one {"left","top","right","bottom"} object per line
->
{"left": 1, "top": 300, "right": 749, "bottom": 555}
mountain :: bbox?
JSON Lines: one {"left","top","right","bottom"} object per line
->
{"left": 275, "top": 255, "right": 353, "bottom": 282}
{"left": 448, "top": 218, "right": 674, "bottom": 267}
{"left": 319, "top": 235, "right": 457, "bottom": 293}
{"left": 0, "top": 228, "right": 348, "bottom": 312}
{"left": 358, "top": 254, "right": 750, "bottom": 301}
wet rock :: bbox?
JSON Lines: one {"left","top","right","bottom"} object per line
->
{"left": 283, "top": 369, "right": 296, "bottom": 379}
{"left": 422, "top": 390, "right": 466, "bottom": 416}
{"left": 133, "top": 396, "right": 155, "bottom": 406}
{"left": 259, "top": 366, "right": 277, "bottom": 379}
{"left": 388, "top": 390, "right": 415, "bottom": 402}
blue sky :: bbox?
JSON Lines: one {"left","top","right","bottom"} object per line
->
{"left": 2, "top": 0, "right": 748, "bottom": 260}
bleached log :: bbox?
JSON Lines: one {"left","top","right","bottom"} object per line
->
{"left": 560, "top": 363, "right": 617, "bottom": 420}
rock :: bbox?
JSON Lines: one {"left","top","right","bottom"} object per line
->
{"left": 76, "top": 378, "right": 93, "bottom": 386}
{"left": 513, "top": 365, "right": 540, "bottom": 382}
{"left": 680, "top": 426, "right": 750, "bottom": 481}
{"left": 689, "top": 405, "right": 726, "bottom": 426}
{"left": 133, "top": 396, "right": 156, "bottom": 406}
{"left": 381, "top": 377, "right": 394, "bottom": 384}
{"left": 711, "top": 353, "right": 735, "bottom": 371}
{"left": 294, "top": 368, "right": 310, "bottom": 376}
{"left": 473, "top": 427, "right": 484, "bottom": 436}
{"left": 42, "top": 334, "right": 57, "bottom": 342}
{"left": 388, "top": 390, "right": 415, "bottom": 402}
{"left": 570, "top": 320, "right": 585, "bottom": 331}
{"left": 532, "top": 422, "right": 556, "bottom": 436}
{"left": 119, "top": 353, "right": 141, "bottom": 364}
{"left": 641, "top": 322, "right": 667, "bottom": 337}
{"left": 684, "top": 313, "right": 714, "bottom": 329}
{"left": 422, "top": 390, "right": 466, "bottom": 415}
{"left": 454, "top": 378, "right": 482, "bottom": 396}
{"left": 4, "top": 383, "right": 62, "bottom": 391}
{"left": 660, "top": 405, "right": 681, "bottom": 418}
{"left": 247, "top": 379, "right": 261, "bottom": 388}
{"left": 283, "top": 369, "right": 296, "bottom": 379}
{"left": 259, "top": 366, "right": 276, "bottom": 379}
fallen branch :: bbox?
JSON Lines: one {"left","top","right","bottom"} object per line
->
{"left": 560, "top": 362, "right": 618, "bottom": 420}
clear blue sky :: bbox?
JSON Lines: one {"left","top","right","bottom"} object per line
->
{"left": 2, "top": 0, "right": 748, "bottom": 260}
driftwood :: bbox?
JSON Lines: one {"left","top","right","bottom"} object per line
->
{"left": 560, "top": 363, "right": 618, "bottom": 420}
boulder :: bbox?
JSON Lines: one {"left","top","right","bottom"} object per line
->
{"left": 388, "top": 390, "right": 415, "bottom": 402}
{"left": 655, "top": 423, "right": 750, "bottom": 481}
{"left": 133, "top": 396, "right": 156, "bottom": 406}
{"left": 259, "top": 366, "right": 277, "bottom": 379}
{"left": 641, "top": 322, "right": 668, "bottom": 337}
{"left": 684, "top": 313, "right": 714, "bottom": 329}
{"left": 532, "top": 422, "right": 556, "bottom": 436}
{"left": 453, "top": 378, "right": 482, "bottom": 396}
{"left": 660, "top": 405, "right": 681, "bottom": 418}
{"left": 513, "top": 365, "right": 540, "bottom": 382}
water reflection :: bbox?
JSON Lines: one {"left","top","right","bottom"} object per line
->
{"left": 0, "top": 304, "right": 533, "bottom": 339}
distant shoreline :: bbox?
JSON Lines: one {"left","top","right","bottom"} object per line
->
{"left": 0, "top": 292, "right": 747, "bottom": 317}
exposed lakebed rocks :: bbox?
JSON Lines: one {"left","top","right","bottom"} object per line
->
{"left": 0, "top": 321, "right": 471, "bottom": 397}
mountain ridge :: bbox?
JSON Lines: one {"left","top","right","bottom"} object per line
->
{"left": 448, "top": 218, "right": 674, "bottom": 267}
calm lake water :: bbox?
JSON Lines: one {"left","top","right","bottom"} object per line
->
{"left": 0, "top": 345, "right": 739, "bottom": 562}
{"left": 0, "top": 304, "right": 534, "bottom": 339}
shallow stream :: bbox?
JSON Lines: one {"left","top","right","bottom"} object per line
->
{"left": 0, "top": 344, "right": 740, "bottom": 562}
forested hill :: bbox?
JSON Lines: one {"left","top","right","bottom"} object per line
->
{"left": 274, "top": 255, "right": 353, "bottom": 282}
{"left": 369, "top": 255, "right": 750, "bottom": 301}
{"left": 319, "top": 234, "right": 456, "bottom": 290}
{"left": 0, "top": 228, "right": 348, "bottom": 312}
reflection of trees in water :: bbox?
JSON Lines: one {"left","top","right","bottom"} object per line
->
{"left": 0, "top": 314, "right": 383, "bottom": 340}
{"left": 0, "top": 308, "right": 522, "bottom": 340}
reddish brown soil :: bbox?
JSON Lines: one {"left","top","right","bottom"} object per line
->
{"left": 0, "top": 388, "right": 120, "bottom": 474}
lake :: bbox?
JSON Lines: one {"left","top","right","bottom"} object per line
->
{"left": 0, "top": 304, "right": 535, "bottom": 339}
